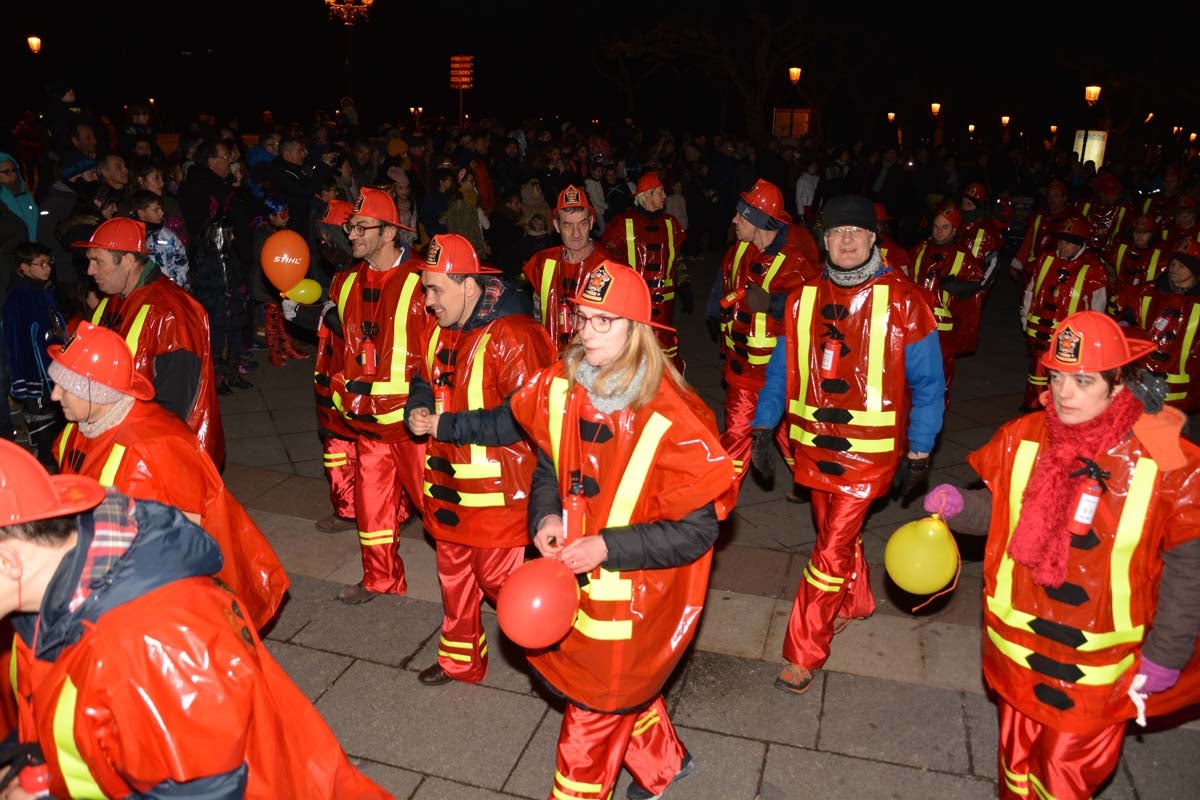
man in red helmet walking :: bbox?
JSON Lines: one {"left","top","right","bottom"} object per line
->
{"left": 77, "top": 217, "right": 225, "bottom": 468}
{"left": 707, "top": 178, "right": 818, "bottom": 489}
{"left": 404, "top": 233, "right": 554, "bottom": 686}
{"left": 1021, "top": 216, "right": 1111, "bottom": 410}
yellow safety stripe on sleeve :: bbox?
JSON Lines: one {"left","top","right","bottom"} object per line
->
{"left": 553, "top": 771, "right": 604, "bottom": 798}
{"left": 803, "top": 560, "right": 845, "bottom": 592}
{"left": 623, "top": 218, "right": 637, "bottom": 268}
{"left": 986, "top": 627, "right": 1135, "bottom": 685}
{"left": 548, "top": 377, "right": 569, "bottom": 474}
{"left": 632, "top": 707, "right": 661, "bottom": 737}
{"left": 573, "top": 606, "right": 633, "bottom": 640}
{"left": 55, "top": 423, "right": 75, "bottom": 466}
{"left": 422, "top": 482, "right": 506, "bottom": 507}
{"left": 790, "top": 426, "right": 895, "bottom": 453}
{"left": 53, "top": 677, "right": 104, "bottom": 798}
{"left": 539, "top": 258, "right": 558, "bottom": 327}
{"left": 358, "top": 529, "right": 394, "bottom": 546}
{"left": 90, "top": 297, "right": 107, "bottom": 325}
{"left": 98, "top": 444, "right": 126, "bottom": 487}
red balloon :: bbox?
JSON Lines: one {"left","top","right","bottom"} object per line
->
{"left": 497, "top": 558, "right": 580, "bottom": 649}
{"left": 261, "top": 230, "right": 310, "bottom": 294}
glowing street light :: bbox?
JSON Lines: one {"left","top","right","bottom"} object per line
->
{"left": 1001, "top": 116, "right": 1010, "bottom": 128}
{"left": 27, "top": 36, "right": 41, "bottom": 55}
{"left": 930, "top": 102, "right": 941, "bottom": 118}
{"left": 968, "top": 123, "right": 975, "bottom": 134}
{"left": 788, "top": 66, "right": 802, "bottom": 85}
{"left": 1084, "top": 85, "right": 1102, "bottom": 107}
{"left": 1049, "top": 124, "right": 1057, "bottom": 134}
{"left": 1144, "top": 112, "right": 1154, "bottom": 124}
{"left": 887, "top": 112, "right": 896, "bottom": 123}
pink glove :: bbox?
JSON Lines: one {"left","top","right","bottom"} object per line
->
{"left": 1137, "top": 656, "right": 1181, "bottom": 694}
{"left": 923, "top": 483, "right": 964, "bottom": 518}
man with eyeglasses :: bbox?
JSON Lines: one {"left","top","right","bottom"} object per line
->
{"left": 750, "top": 194, "right": 944, "bottom": 697}
{"left": 323, "top": 187, "right": 432, "bottom": 605}
{"left": 523, "top": 185, "right": 617, "bottom": 355}
{"left": 708, "top": 178, "right": 818, "bottom": 491}
{"left": 268, "top": 136, "right": 337, "bottom": 240}
{"left": 403, "top": 233, "right": 554, "bottom": 686}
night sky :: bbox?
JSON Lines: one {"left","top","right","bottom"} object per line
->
{"left": 6, "top": 2, "right": 1200, "bottom": 149}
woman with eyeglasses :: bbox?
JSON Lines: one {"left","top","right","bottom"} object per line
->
{"left": 505, "top": 259, "right": 735, "bottom": 800}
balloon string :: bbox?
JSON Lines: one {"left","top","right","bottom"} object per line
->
{"left": 911, "top": 515, "right": 961, "bottom": 614}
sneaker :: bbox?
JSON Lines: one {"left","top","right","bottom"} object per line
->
{"left": 627, "top": 751, "right": 695, "bottom": 800}
{"left": 774, "top": 664, "right": 817, "bottom": 696}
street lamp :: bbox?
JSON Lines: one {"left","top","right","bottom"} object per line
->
{"left": 1084, "top": 85, "right": 1101, "bottom": 107}
{"left": 930, "top": 102, "right": 941, "bottom": 118}
{"left": 1001, "top": 115, "right": 1010, "bottom": 128}
{"left": 788, "top": 66, "right": 802, "bottom": 85}
{"left": 1144, "top": 112, "right": 1154, "bottom": 124}
{"left": 409, "top": 106, "right": 423, "bottom": 130}
{"left": 968, "top": 123, "right": 975, "bottom": 134}
{"left": 887, "top": 112, "right": 895, "bottom": 123}
{"left": 325, "top": 0, "right": 376, "bottom": 97}
{"left": 26, "top": 36, "right": 41, "bottom": 55}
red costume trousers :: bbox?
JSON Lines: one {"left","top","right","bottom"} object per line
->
{"left": 434, "top": 540, "right": 525, "bottom": 682}
{"left": 782, "top": 490, "right": 876, "bottom": 669}
{"left": 321, "top": 435, "right": 357, "bottom": 519}
{"left": 722, "top": 380, "right": 791, "bottom": 486}
{"left": 354, "top": 436, "right": 425, "bottom": 595}
{"left": 997, "top": 698, "right": 1125, "bottom": 800}
{"left": 549, "top": 697, "right": 685, "bottom": 800}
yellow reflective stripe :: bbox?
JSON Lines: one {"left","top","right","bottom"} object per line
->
{"left": 623, "top": 218, "right": 637, "bottom": 267}
{"left": 335, "top": 272, "right": 357, "bottom": 317}
{"left": 1002, "top": 758, "right": 1031, "bottom": 796}
{"left": 1145, "top": 249, "right": 1163, "bottom": 282}
{"left": 464, "top": 333, "right": 496, "bottom": 474}
{"left": 987, "top": 627, "right": 1135, "bottom": 685}
{"left": 123, "top": 305, "right": 152, "bottom": 354}
{"left": 790, "top": 427, "right": 894, "bottom": 453}
{"left": 539, "top": 258, "right": 557, "bottom": 326}
{"left": 1025, "top": 217, "right": 1044, "bottom": 264}
{"left": 728, "top": 242, "right": 750, "bottom": 289}
{"left": 803, "top": 560, "right": 844, "bottom": 592}
{"left": 1065, "top": 267, "right": 1091, "bottom": 315}
{"left": 985, "top": 597, "right": 1145, "bottom": 651}
{"left": 606, "top": 413, "right": 671, "bottom": 527}
{"left": 8, "top": 635, "right": 16, "bottom": 707}
{"left": 53, "top": 677, "right": 104, "bottom": 798}
{"left": 786, "top": 401, "right": 895, "bottom": 428}
{"left": 437, "top": 649, "right": 472, "bottom": 663}
{"left": 632, "top": 707, "right": 661, "bottom": 736}
{"left": 1027, "top": 256, "right": 1057, "bottom": 330}
{"left": 761, "top": 252, "right": 787, "bottom": 291}
{"left": 994, "top": 440, "right": 1039, "bottom": 607}
{"left": 1111, "top": 458, "right": 1156, "bottom": 633}
{"left": 969, "top": 229, "right": 986, "bottom": 257}
{"left": 1114, "top": 244, "right": 1130, "bottom": 271}
{"left": 548, "top": 377, "right": 569, "bottom": 474}
{"left": 794, "top": 285, "right": 817, "bottom": 414}
{"left": 422, "top": 482, "right": 505, "bottom": 507}
{"left": 323, "top": 453, "right": 349, "bottom": 466}
{"left": 90, "top": 297, "right": 108, "bottom": 325}
{"left": 1166, "top": 304, "right": 1200, "bottom": 388}
{"left": 554, "top": 771, "right": 603, "bottom": 796}
{"left": 97, "top": 444, "right": 126, "bottom": 487}
{"left": 56, "top": 423, "right": 75, "bottom": 466}
{"left": 573, "top": 607, "right": 632, "bottom": 640}
{"left": 437, "top": 634, "right": 483, "bottom": 662}
{"left": 367, "top": 272, "right": 420, "bottom": 395}
{"left": 666, "top": 220, "right": 676, "bottom": 279}
{"left": 359, "top": 529, "right": 394, "bottom": 546}
{"left": 1027, "top": 772, "right": 1058, "bottom": 800}
{"left": 866, "top": 286, "right": 888, "bottom": 411}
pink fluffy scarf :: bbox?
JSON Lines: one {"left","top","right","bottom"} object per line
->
{"left": 1009, "top": 389, "right": 1143, "bottom": 587}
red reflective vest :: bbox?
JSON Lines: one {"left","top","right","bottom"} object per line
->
{"left": 1015, "top": 208, "right": 1074, "bottom": 279}
{"left": 313, "top": 308, "right": 356, "bottom": 440}
{"left": 329, "top": 258, "right": 434, "bottom": 441}
{"left": 968, "top": 410, "right": 1200, "bottom": 733}
{"left": 600, "top": 208, "right": 686, "bottom": 328}
{"left": 877, "top": 234, "right": 912, "bottom": 276}
{"left": 1023, "top": 252, "right": 1110, "bottom": 345}
{"left": 1078, "top": 200, "right": 1134, "bottom": 251}
{"left": 51, "top": 401, "right": 289, "bottom": 630}
{"left": 1123, "top": 283, "right": 1200, "bottom": 412}
{"left": 909, "top": 238, "right": 985, "bottom": 355}
{"left": 509, "top": 362, "right": 735, "bottom": 712}
{"left": 417, "top": 313, "right": 555, "bottom": 547}
{"left": 522, "top": 246, "right": 614, "bottom": 356}
{"left": 718, "top": 236, "right": 817, "bottom": 386}
{"left": 1106, "top": 242, "right": 1168, "bottom": 311}
{"left": 781, "top": 270, "right": 938, "bottom": 499}
{"left": 91, "top": 274, "right": 224, "bottom": 468}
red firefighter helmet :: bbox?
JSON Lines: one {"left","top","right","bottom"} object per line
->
{"left": 739, "top": 179, "right": 790, "bottom": 225}
{"left": 1174, "top": 194, "right": 1197, "bottom": 211}
{"left": 1091, "top": 172, "right": 1123, "bottom": 198}
{"left": 70, "top": 218, "right": 149, "bottom": 254}
{"left": 1054, "top": 215, "right": 1091, "bottom": 244}
{"left": 1040, "top": 311, "right": 1155, "bottom": 373}
{"left": 873, "top": 202, "right": 891, "bottom": 223}
{"left": 554, "top": 184, "right": 593, "bottom": 215}
{"left": 963, "top": 182, "right": 988, "bottom": 204}
{"left": 1171, "top": 239, "right": 1200, "bottom": 264}
{"left": 934, "top": 202, "right": 962, "bottom": 229}
{"left": 1131, "top": 214, "right": 1160, "bottom": 234}
{"left": 0, "top": 439, "right": 105, "bottom": 527}
{"left": 421, "top": 233, "right": 501, "bottom": 274}
{"left": 47, "top": 321, "right": 155, "bottom": 400}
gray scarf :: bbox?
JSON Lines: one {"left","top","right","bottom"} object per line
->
{"left": 574, "top": 359, "right": 646, "bottom": 414}
{"left": 78, "top": 394, "right": 136, "bottom": 439}
{"left": 826, "top": 247, "right": 884, "bottom": 287}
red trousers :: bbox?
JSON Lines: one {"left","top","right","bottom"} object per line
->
{"left": 321, "top": 436, "right": 357, "bottom": 519}
{"left": 721, "top": 380, "right": 792, "bottom": 487}
{"left": 782, "top": 490, "right": 877, "bottom": 670}
{"left": 549, "top": 697, "right": 685, "bottom": 800}
{"left": 434, "top": 540, "right": 525, "bottom": 682}
{"left": 354, "top": 435, "right": 425, "bottom": 596}
{"left": 997, "top": 698, "right": 1125, "bottom": 800}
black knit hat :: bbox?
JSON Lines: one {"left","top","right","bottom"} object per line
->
{"left": 822, "top": 194, "right": 878, "bottom": 233}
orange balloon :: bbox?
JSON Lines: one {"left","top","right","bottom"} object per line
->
{"left": 261, "top": 230, "right": 310, "bottom": 294}
{"left": 497, "top": 558, "right": 580, "bottom": 649}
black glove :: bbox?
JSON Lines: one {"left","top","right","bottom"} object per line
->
{"left": 705, "top": 317, "right": 722, "bottom": 344}
{"left": 676, "top": 282, "right": 695, "bottom": 314}
{"left": 744, "top": 284, "right": 771, "bottom": 314}
{"left": 749, "top": 428, "right": 775, "bottom": 484}
{"left": 895, "top": 454, "right": 932, "bottom": 506}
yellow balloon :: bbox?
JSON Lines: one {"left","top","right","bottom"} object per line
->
{"left": 283, "top": 278, "right": 321, "bottom": 304}
{"left": 884, "top": 515, "right": 959, "bottom": 595}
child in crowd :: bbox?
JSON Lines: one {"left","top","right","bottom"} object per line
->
{"left": 131, "top": 189, "right": 190, "bottom": 288}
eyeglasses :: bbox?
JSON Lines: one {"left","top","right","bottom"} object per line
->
{"left": 569, "top": 311, "right": 619, "bottom": 333}
{"left": 826, "top": 226, "right": 871, "bottom": 238}
{"left": 343, "top": 222, "right": 384, "bottom": 236}
{"left": 213, "top": 153, "right": 234, "bottom": 162}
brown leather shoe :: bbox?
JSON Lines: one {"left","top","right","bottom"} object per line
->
{"left": 315, "top": 514, "right": 357, "bottom": 533}
{"left": 337, "top": 582, "right": 378, "bottom": 605}
{"left": 774, "top": 664, "right": 817, "bottom": 695}
{"left": 417, "top": 663, "right": 454, "bottom": 686}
